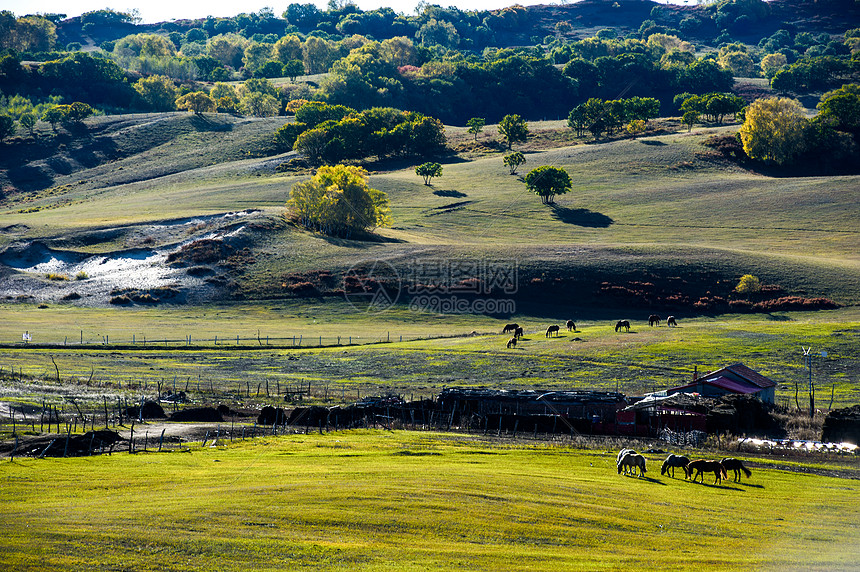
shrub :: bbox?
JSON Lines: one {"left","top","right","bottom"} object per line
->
{"left": 46, "top": 273, "right": 69, "bottom": 281}
{"left": 75, "top": 271, "right": 89, "bottom": 280}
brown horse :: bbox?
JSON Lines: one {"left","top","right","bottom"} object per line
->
{"left": 566, "top": 320, "right": 576, "bottom": 331}
{"left": 614, "top": 320, "right": 630, "bottom": 333}
{"left": 720, "top": 458, "right": 752, "bottom": 482}
{"left": 666, "top": 316, "right": 677, "bottom": 327}
{"left": 648, "top": 314, "right": 661, "bottom": 327}
{"left": 687, "top": 459, "right": 728, "bottom": 484}
{"left": 513, "top": 326, "right": 524, "bottom": 339}
{"left": 506, "top": 336, "right": 517, "bottom": 349}
{"left": 502, "top": 323, "right": 519, "bottom": 334}
{"left": 661, "top": 454, "right": 691, "bottom": 478}
{"left": 618, "top": 452, "right": 647, "bottom": 477}
{"left": 546, "top": 325, "right": 560, "bottom": 337}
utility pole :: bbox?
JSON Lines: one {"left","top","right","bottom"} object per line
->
{"left": 802, "top": 347, "right": 827, "bottom": 419}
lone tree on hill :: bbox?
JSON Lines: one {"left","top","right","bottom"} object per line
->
{"left": 288, "top": 164, "right": 391, "bottom": 237}
{"left": 503, "top": 152, "right": 525, "bottom": 175}
{"left": 498, "top": 114, "right": 528, "bottom": 150}
{"left": 416, "top": 162, "right": 443, "bottom": 185}
{"left": 524, "top": 165, "right": 571, "bottom": 205}
{"left": 466, "top": 117, "right": 485, "bottom": 141}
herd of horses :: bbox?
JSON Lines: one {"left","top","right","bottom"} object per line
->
{"left": 503, "top": 315, "right": 678, "bottom": 347}
{"left": 617, "top": 449, "right": 752, "bottom": 485}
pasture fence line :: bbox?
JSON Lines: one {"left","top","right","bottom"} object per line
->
{"left": 1, "top": 330, "right": 489, "bottom": 350}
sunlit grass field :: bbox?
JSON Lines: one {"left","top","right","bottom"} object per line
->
{"left": 1, "top": 431, "right": 858, "bottom": 571}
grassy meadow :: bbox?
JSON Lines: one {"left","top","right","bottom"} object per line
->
{"left": 1, "top": 431, "right": 858, "bottom": 571}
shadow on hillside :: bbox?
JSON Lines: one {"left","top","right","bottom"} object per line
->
{"left": 550, "top": 205, "right": 613, "bottom": 228}
{"left": 190, "top": 114, "right": 233, "bottom": 132}
{"left": 433, "top": 189, "right": 467, "bottom": 198}
{"left": 5, "top": 165, "right": 55, "bottom": 192}
{"left": 639, "top": 140, "right": 666, "bottom": 146}
{"left": 317, "top": 232, "right": 406, "bottom": 247}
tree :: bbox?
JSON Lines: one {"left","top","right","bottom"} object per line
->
{"left": 240, "top": 92, "right": 279, "bottom": 117}
{"left": 19, "top": 112, "right": 36, "bottom": 135}
{"left": 282, "top": 59, "right": 305, "bottom": 81}
{"left": 0, "top": 115, "right": 15, "bottom": 142}
{"left": 816, "top": 84, "right": 860, "bottom": 134}
{"left": 503, "top": 152, "right": 525, "bottom": 175}
{"left": 294, "top": 127, "right": 331, "bottom": 164}
{"left": 133, "top": 75, "right": 178, "bottom": 111}
{"left": 524, "top": 165, "right": 571, "bottom": 205}
{"left": 415, "top": 162, "right": 442, "bottom": 185}
{"left": 288, "top": 164, "right": 390, "bottom": 236}
{"left": 498, "top": 114, "right": 528, "bottom": 150}
{"left": 176, "top": 91, "right": 216, "bottom": 114}
{"left": 735, "top": 274, "right": 762, "bottom": 294}
{"left": 739, "top": 97, "right": 808, "bottom": 165}
{"left": 682, "top": 110, "right": 699, "bottom": 132}
{"left": 42, "top": 106, "right": 65, "bottom": 131}
{"left": 626, "top": 119, "right": 646, "bottom": 138}
{"left": 466, "top": 117, "right": 485, "bottom": 141}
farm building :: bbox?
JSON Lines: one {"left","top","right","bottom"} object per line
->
{"left": 663, "top": 363, "right": 777, "bottom": 404}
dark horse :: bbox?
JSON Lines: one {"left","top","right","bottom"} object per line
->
{"left": 648, "top": 314, "right": 661, "bottom": 327}
{"left": 546, "top": 324, "right": 560, "bottom": 337}
{"left": 614, "top": 320, "right": 630, "bottom": 333}
{"left": 502, "top": 323, "right": 519, "bottom": 334}
{"left": 720, "top": 458, "right": 752, "bottom": 482}
{"left": 514, "top": 326, "right": 524, "bottom": 339}
{"left": 660, "top": 454, "right": 691, "bottom": 478}
{"left": 687, "top": 459, "right": 728, "bottom": 484}
{"left": 506, "top": 336, "right": 517, "bottom": 349}
{"left": 566, "top": 320, "right": 576, "bottom": 331}
{"left": 666, "top": 316, "right": 677, "bottom": 327}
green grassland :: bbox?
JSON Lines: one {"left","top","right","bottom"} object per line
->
{"left": 1, "top": 431, "right": 858, "bottom": 571}
{"left": 2, "top": 306, "right": 858, "bottom": 413}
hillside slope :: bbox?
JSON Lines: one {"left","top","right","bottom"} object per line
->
{"left": 1, "top": 113, "right": 858, "bottom": 309}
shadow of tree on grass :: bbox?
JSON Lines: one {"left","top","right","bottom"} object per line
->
{"left": 550, "top": 205, "right": 613, "bottom": 228}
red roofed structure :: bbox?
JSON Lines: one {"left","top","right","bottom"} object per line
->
{"left": 666, "top": 363, "right": 777, "bottom": 404}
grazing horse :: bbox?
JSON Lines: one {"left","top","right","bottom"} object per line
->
{"left": 666, "top": 316, "right": 677, "bottom": 327}
{"left": 506, "top": 336, "right": 517, "bottom": 349}
{"left": 513, "top": 326, "right": 524, "bottom": 339}
{"left": 660, "top": 454, "right": 691, "bottom": 478}
{"left": 614, "top": 320, "right": 630, "bottom": 333}
{"left": 618, "top": 452, "right": 647, "bottom": 477}
{"left": 720, "top": 458, "right": 752, "bottom": 482}
{"left": 687, "top": 459, "right": 728, "bottom": 485}
{"left": 648, "top": 314, "right": 661, "bottom": 327}
{"left": 566, "top": 320, "right": 576, "bottom": 332}
{"left": 617, "top": 448, "right": 636, "bottom": 466}
{"left": 545, "top": 325, "right": 560, "bottom": 337}
{"left": 502, "top": 323, "right": 519, "bottom": 334}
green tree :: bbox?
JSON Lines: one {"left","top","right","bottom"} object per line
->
{"left": 288, "top": 164, "right": 390, "bottom": 236}
{"left": 503, "top": 152, "right": 525, "bottom": 175}
{"left": 498, "top": 114, "right": 528, "bottom": 150}
{"left": 816, "top": 84, "right": 860, "bottom": 133}
{"left": 524, "top": 165, "right": 571, "bottom": 205}
{"left": 0, "top": 115, "right": 15, "bottom": 142}
{"left": 176, "top": 91, "right": 216, "bottom": 114}
{"left": 240, "top": 91, "right": 279, "bottom": 117}
{"left": 19, "top": 112, "right": 36, "bottom": 135}
{"left": 42, "top": 106, "right": 65, "bottom": 131}
{"left": 739, "top": 97, "right": 808, "bottom": 165}
{"left": 466, "top": 117, "right": 485, "bottom": 141}
{"left": 682, "top": 110, "right": 699, "bottom": 132}
{"left": 282, "top": 59, "right": 305, "bottom": 81}
{"left": 294, "top": 127, "right": 331, "bottom": 163}
{"left": 415, "top": 162, "right": 442, "bottom": 185}
{"left": 133, "top": 75, "right": 178, "bottom": 111}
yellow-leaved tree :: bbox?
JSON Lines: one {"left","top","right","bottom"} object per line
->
{"left": 739, "top": 97, "right": 808, "bottom": 165}
{"left": 288, "top": 165, "right": 390, "bottom": 237}
{"left": 735, "top": 274, "right": 762, "bottom": 295}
